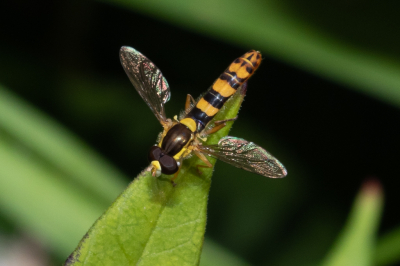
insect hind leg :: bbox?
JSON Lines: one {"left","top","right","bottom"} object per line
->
{"left": 214, "top": 116, "right": 237, "bottom": 125}
{"left": 202, "top": 116, "right": 238, "bottom": 135}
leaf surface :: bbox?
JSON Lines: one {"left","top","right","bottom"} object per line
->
{"left": 66, "top": 87, "right": 245, "bottom": 265}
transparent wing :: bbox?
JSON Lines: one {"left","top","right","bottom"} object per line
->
{"left": 198, "top": 136, "right": 287, "bottom": 178}
{"left": 120, "top": 46, "right": 171, "bottom": 123}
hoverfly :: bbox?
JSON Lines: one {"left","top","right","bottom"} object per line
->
{"left": 120, "top": 46, "right": 287, "bottom": 184}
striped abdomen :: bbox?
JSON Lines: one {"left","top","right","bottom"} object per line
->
{"left": 186, "top": 50, "right": 262, "bottom": 132}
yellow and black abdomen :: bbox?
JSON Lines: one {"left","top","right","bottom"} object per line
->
{"left": 185, "top": 50, "right": 262, "bottom": 132}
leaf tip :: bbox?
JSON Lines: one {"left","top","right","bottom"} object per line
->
{"left": 64, "top": 232, "right": 89, "bottom": 266}
{"left": 360, "top": 178, "right": 383, "bottom": 200}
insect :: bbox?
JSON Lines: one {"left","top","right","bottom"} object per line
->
{"left": 120, "top": 46, "right": 287, "bottom": 184}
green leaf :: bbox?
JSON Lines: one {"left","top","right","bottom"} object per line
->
{"left": 65, "top": 88, "right": 245, "bottom": 265}
{"left": 321, "top": 180, "right": 384, "bottom": 266}
{"left": 200, "top": 238, "right": 251, "bottom": 266}
{"left": 0, "top": 86, "right": 127, "bottom": 203}
{"left": 106, "top": 0, "right": 400, "bottom": 107}
{"left": 374, "top": 227, "right": 400, "bottom": 266}
{"left": 0, "top": 85, "right": 127, "bottom": 255}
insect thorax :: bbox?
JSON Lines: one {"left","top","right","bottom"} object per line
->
{"left": 160, "top": 123, "right": 193, "bottom": 158}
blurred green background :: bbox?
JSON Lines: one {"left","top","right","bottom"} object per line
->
{"left": 0, "top": 0, "right": 399, "bottom": 265}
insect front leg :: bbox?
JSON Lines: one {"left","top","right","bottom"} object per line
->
{"left": 170, "top": 158, "right": 184, "bottom": 187}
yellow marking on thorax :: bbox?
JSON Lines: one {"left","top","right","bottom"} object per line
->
{"left": 157, "top": 120, "right": 178, "bottom": 148}
{"left": 173, "top": 147, "right": 187, "bottom": 160}
{"left": 196, "top": 98, "right": 219, "bottom": 117}
{"left": 180, "top": 118, "right": 197, "bottom": 132}
{"left": 173, "top": 134, "right": 195, "bottom": 160}
{"left": 158, "top": 134, "right": 165, "bottom": 148}
{"left": 158, "top": 136, "right": 163, "bottom": 147}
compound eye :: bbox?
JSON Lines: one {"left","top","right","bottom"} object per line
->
{"left": 159, "top": 155, "right": 178, "bottom": 175}
{"left": 148, "top": 146, "right": 162, "bottom": 162}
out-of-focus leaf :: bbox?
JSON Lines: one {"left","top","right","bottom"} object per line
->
{"left": 65, "top": 86, "right": 245, "bottom": 265}
{"left": 374, "top": 227, "right": 400, "bottom": 266}
{"left": 0, "top": 86, "right": 127, "bottom": 202}
{"left": 321, "top": 180, "right": 383, "bottom": 266}
{"left": 200, "top": 238, "right": 250, "bottom": 266}
{"left": 0, "top": 85, "right": 127, "bottom": 256}
{"left": 0, "top": 137, "right": 105, "bottom": 254}
{"left": 106, "top": 0, "right": 400, "bottom": 107}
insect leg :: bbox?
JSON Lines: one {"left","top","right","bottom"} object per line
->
{"left": 170, "top": 158, "right": 184, "bottom": 187}
{"left": 214, "top": 116, "right": 237, "bottom": 126}
{"left": 202, "top": 123, "right": 226, "bottom": 135}
{"left": 170, "top": 171, "right": 179, "bottom": 187}
{"left": 202, "top": 116, "right": 238, "bottom": 135}
{"left": 193, "top": 150, "right": 213, "bottom": 175}
{"left": 151, "top": 166, "right": 157, "bottom": 177}
{"left": 185, "top": 94, "right": 196, "bottom": 112}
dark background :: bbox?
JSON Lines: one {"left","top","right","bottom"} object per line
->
{"left": 1, "top": 0, "right": 399, "bottom": 265}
